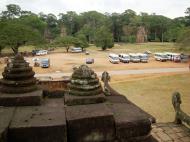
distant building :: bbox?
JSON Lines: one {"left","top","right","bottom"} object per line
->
{"left": 136, "top": 26, "right": 148, "bottom": 43}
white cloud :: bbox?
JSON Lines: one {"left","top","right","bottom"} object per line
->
{"left": 0, "top": 0, "right": 189, "bottom": 18}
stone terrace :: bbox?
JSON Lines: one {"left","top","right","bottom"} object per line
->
{"left": 152, "top": 123, "right": 190, "bottom": 142}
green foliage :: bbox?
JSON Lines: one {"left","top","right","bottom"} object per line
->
{"left": 121, "top": 35, "right": 136, "bottom": 43}
{"left": 0, "top": 3, "right": 190, "bottom": 53}
{"left": 0, "top": 20, "right": 43, "bottom": 54}
{"left": 1, "top": 4, "right": 21, "bottom": 19}
{"left": 75, "top": 34, "right": 89, "bottom": 51}
{"left": 177, "top": 28, "right": 190, "bottom": 49}
{"left": 53, "top": 36, "right": 77, "bottom": 52}
{"left": 185, "top": 7, "right": 190, "bottom": 26}
{"left": 95, "top": 26, "right": 114, "bottom": 50}
{"left": 20, "top": 14, "right": 47, "bottom": 34}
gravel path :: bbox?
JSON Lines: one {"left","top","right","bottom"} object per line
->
{"left": 34, "top": 67, "right": 189, "bottom": 78}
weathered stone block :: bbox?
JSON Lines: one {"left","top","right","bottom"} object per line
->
{"left": 65, "top": 93, "right": 105, "bottom": 106}
{"left": 0, "top": 107, "right": 15, "bottom": 142}
{"left": 66, "top": 103, "right": 115, "bottom": 142}
{"left": 108, "top": 103, "right": 152, "bottom": 142}
{"left": 106, "top": 95, "right": 129, "bottom": 103}
{"left": 0, "top": 89, "right": 42, "bottom": 106}
{"left": 43, "top": 90, "right": 65, "bottom": 98}
{"left": 9, "top": 99, "right": 67, "bottom": 142}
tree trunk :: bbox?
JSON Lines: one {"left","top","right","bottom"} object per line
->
{"left": 154, "top": 31, "right": 157, "bottom": 41}
{"left": 102, "top": 46, "right": 106, "bottom": 51}
{"left": 162, "top": 32, "right": 164, "bottom": 43}
{"left": 66, "top": 46, "right": 69, "bottom": 53}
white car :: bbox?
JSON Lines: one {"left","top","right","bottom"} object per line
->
{"left": 36, "top": 50, "right": 48, "bottom": 56}
{"left": 137, "top": 53, "right": 149, "bottom": 63}
{"left": 119, "top": 54, "right": 130, "bottom": 63}
{"left": 129, "top": 53, "right": 140, "bottom": 63}
{"left": 109, "top": 53, "right": 119, "bottom": 64}
{"left": 154, "top": 53, "right": 168, "bottom": 62}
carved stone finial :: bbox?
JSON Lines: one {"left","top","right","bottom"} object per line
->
{"left": 172, "top": 92, "right": 190, "bottom": 126}
{"left": 0, "top": 54, "right": 37, "bottom": 94}
{"left": 101, "top": 71, "right": 110, "bottom": 84}
{"left": 68, "top": 65, "right": 103, "bottom": 96}
{"left": 101, "top": 71, "right": 111, "bottom": 95}
{"left": 172, "top": 92, "right": 181, "bottom": 112}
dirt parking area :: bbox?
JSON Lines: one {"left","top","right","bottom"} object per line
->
{"left": 23, "top": 50, "right": 188, "bottom": 74}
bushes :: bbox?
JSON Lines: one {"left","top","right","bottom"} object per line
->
{"left": 121, "top": 35, "right": 136, "bottom": 43}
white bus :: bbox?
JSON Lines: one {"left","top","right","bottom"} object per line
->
{"left": 154, "top": 53, "right": 168, "bottom": 62}
{"left": 118, "top": 54, "right": 130, "bottom": 63}
{"left": 108, "top": 53, "right": 119, "bottom": 64}
{"left": 129, "top": 53, "right": 140, "bottom": 63}
{"left": 137, "top": 53, "right": 149, "bottom": 63}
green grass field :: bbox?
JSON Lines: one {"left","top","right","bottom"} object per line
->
{"left": 1, "top": 42, "right": 189, "bottom": 54}
{"left": 111, "top": 73, "right": 190, "bottom": 122}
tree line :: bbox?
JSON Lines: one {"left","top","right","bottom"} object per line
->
{"left": 0, "top": 4, "right": 190, "bottom": 54}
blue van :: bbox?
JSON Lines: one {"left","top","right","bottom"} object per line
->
{"left": 41, "top": 58, "right": 50, "bottom": 68}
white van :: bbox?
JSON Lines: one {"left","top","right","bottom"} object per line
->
{"left": 71, "top": 47, "right": 82, "bottom": 53}
{"left": 165, "top": 52, "right": 181, "bottom": 62}
{"left": 129, "top": 53, "right": 140, "bottom": 63}
{"left": 165, "top": 52, "right": 173, "bottom": 60}
{"left": 109, "top": 53, "right": 119, "bottom": 64}
{"left": 154, "top": 53, "right": 168, "bottom": 62}
{"left": 36, "top": 50, "right": 48, "bottom": 56}
{"left": 118, "top": 54, "right": 130, "bottom": 63}
{"left": 137, "top": 53, "right": 149, "bottom": 63}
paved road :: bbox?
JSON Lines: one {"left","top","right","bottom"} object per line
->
{"left": 35, "top": 67, "right": 189, "bottom": 78}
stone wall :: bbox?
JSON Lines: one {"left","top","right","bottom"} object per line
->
{"left": 136, "top": 26, "right": 148, "bottom": 43}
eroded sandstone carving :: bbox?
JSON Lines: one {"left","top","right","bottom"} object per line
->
{"left": 0, "top": 54, "right": 37, "bottom": 94}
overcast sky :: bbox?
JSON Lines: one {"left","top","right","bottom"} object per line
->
{"left": 0, "top": 0, "right": 189, "bottom": 18}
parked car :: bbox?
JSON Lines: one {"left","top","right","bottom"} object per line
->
{"left": 32, "top": 50, "right": 40, "bottom": 56}
{"left": 109, "top": 53, "right": 119, "bottom": 64}
{"left": 118, "top": 54, "right": 130, "bottom": 63}
{"left": 154, "top": 53, "right": 168, "bottom": 62}
{"left": 180, "top": 54, "right": 189, "bottom": 63}
{"left": 40, "top": 58, "right": 50, "bottom": 68}
{"left": 129, "top": 53, "right": 140, "bottom": 63}
{"left": 86, "top": 58, "right": 94, "bottom": 64}
{"left": 32, "top": 58, "right": 40, "bottom": 67}
{"left": 85, "top": 51, "right": 90, "bottom": 55}
{"left": 137, "top": 53, "right": 149, "bottom": 63}
{"left": 144, "top": 50, "right": 152, "bottom": 55}
{"left": 36, "top": 50, "right": 48, "bottom": 56}
{"left": 71, "top": 47, "right": 82, "bottom": 53}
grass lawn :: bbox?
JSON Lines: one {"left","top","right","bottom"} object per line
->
{"left": 110, "top": 73, "right": 190, "bottom": 122}
{"left": 1, "top": 42, "right": 188, "bottom": 54}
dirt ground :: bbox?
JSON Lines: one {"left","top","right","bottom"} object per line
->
{"left": 0, "top": 42, "right": 188, "bottom": 74}
{"left": 10, "top": 51, "right": 188, "bottom": 74}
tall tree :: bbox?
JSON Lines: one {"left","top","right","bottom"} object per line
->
{"left": 185, "top": 7, "right": 190, "bottom": 26}
{"left": 110, "top": 13, "right": 123, "bottom": 42}
{"left": 177, "top": 27, "right": 190, "bottom": 48}
{"left": 0, "top": 20, "right": 43, "bottom": 54}
{"left": 39, "top": 13, "right": 59, "bottom": 41}
{"left": 58, "top": 11, "right": 79, "bottom": 35}
{"left": 95, "top": 26, "right": 114, "bottom": 50}
{"left": 1, "top": 4, "right": 21, "bottom": 19}
{"left": 53, "top": 36, "right": 76, "bottom": 52}
{"left": 75, "top": 34, "right": 89, "bottom": 51}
